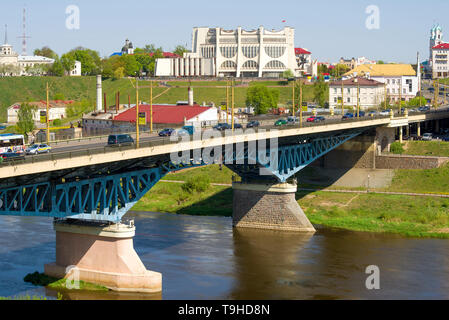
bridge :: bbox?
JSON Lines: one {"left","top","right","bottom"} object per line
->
{"left": 1, "top": 109, "right": 448, "bottom": 293}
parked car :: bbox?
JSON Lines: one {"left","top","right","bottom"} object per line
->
{"left": 25, "top": 144, "right": 52, "bottom": 155}
{"left": 0, "top": 152, "right": 25, "bottom": 161}
{"left": 274, "top": 119, "right": 288, "bottom": 126}
{"left": 368, "top": 111, "right": 378, "bottom": 117}
{"left": 418, "top": 106, "right": 430, "bottom": 112}
{"left": 287, "top": 116, "right": 299, "bottom": 124}
{"left": 306, "top": 116, "right": 317, "bottom": 122}
{"left": 107, "top": 134, "right": 134, "bottom": 147}
{"left": 313, "top": 116, "right": 325, "bottom": 122}
{"left": 342, "top": 113, "right": 354, "bottom": 120}
{"left": 442, "top": 136, "right": 449, "bottom": 142}
{"left": 409, "top": 134, "right": 422, "bottom": 141}
{"left": 379, "top": 109, "right": 391, "bottom": 116}
{"left": 213, "top": 123, "right": 232, "bottom": 131}
{"left": 234, "top": 123, "right": 243, "bottom": 129}
{"left": 422, "top": 133, "right": 433, "bottom": 141}
{"left": 246, "top": 120, "right": 260, "bottom": 128}
{"left": 158, "top": 128, "right": 176, "bottom": 137}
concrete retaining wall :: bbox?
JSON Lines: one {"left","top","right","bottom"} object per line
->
{"left": 375, "top": 155, "right": 449, "bottom": 169}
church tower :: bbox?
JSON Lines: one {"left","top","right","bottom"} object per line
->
{"left": 430, "top": 24, "right": 444, "bottom": 65}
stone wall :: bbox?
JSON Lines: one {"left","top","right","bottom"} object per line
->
{"left": 375, "top": 155, "right": 449, "bottom": 169}
{"left": 232, "top": 183, "right": 315, "bottom": 232}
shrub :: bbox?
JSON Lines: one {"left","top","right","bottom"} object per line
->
{"left": 181, "top": 175, "right": 211, "bottom": 194}
{"left": 52, "top": 119, "right": 62, "bottom": 127}
{"left": 390, "top": 142, "right": 404, "bottom": 154}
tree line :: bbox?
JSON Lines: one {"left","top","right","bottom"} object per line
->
{"left": 32, "top": 44, "right": 188, "bottom": 78}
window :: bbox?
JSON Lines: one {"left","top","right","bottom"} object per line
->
{"left": 347, "top": 97, "right": 350, "bottom": 103}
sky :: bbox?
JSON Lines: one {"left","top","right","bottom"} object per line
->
{"left": 0, "top": 0, "right": 447, "bottom": 63}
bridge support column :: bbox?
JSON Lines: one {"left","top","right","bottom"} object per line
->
{"left": 417, "top": 122, "right": 421, "bottom": 137}
{"left": 436, "top": 120, "right": 440, "bottom": 133}
{"left": 44, "top": 220, "right": 162, "bottom": 293}
{"left": 399, "top": 127, "right": 403, "bottom": 144}
{"left": 232, "top": 181, "right": 316, "bottom": 233}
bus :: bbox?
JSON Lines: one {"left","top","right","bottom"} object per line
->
{"left": 0, "top": 134, "right": 26, "bottom": 155}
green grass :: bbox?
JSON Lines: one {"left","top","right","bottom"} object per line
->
{"left": 166, "top": 81, "right": 243, "bottom": 87}
{"left": 404, "top": 141, "right": 449, "bottom": 157}
{"left": 24, "top": 272, "right": 109, "bottom": 292}
{"left": 300, "top": 191, "right": 449, "bottom": 238}
{"left": 0, "top": 77, "right": 319, "bottom": 122}
{"left": 163, "top": 165, "right": 236, "bottom": 184}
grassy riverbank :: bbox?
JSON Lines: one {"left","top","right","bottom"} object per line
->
{"left": 133, "top": 164, "right": 449, "bottom": 238}
{"left": 24, "top": 272, "right": 109, "bottom": 293}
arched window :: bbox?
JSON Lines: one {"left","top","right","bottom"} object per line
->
{"left": 242, "top": 46, "right": 259, "bottom": 59}
{"left": 220, "top": 46, "right": 237, "bottom": 58}
{"left": 264, "top": 46, "right": 286, "bottom": 58}
{"left": 220, "top": 60, "right": 237, "bottom": 69}
{"left": 241, "top": 60, "right": 258, "bottom": 70}
{"left": 264, "top": 60, "right": 286, "bottom": 69}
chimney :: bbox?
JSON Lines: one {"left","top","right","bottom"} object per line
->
{"left": 188, "top": 87, "right": 194, "bottom": 106}
{"left": 96, "top": 75, "right": 102, "bottom": 112}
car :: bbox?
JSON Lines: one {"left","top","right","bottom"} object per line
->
{"left": 380, "top": 109, "right": 391, "bottom": 116}
{"left": 0, "top": 152, "right": 25, "bottom": 162}
{"left": 107, "top": 134, "right": 134, "bottom": 147}
{"left": 274, "top": 119, "right": 288, "bottom": 126}
{"left": 422, "top": 133, "right": 433, "bottom": 141}
{"left": 368, "top": 111, "right": 378, "bottom": 117}
{"left": 287, "top": 116, "right": 299, "bottom": 124}
{"left": 234, "top": 123, "right": 243, "bottom": 129}
{"left": 306, "top": 116, "right": 316, "bottom": 122}
{"left": 418, "top": 106, "right": 430, "bottom": 112}
{"left": 356, "top": 111, "right": 366, "bottom": 117}
{"left": 181, "top": 125, "right": 195, "bottom": 135}
{"left": 25, "top": 144, "right": 52, "bottom": 155}
{"left": 158, "top": 128, "right": 176, "bottom": 137}
{"left": 213, "top": 123, "right": 232, "bottom": 131}
{"left": 313, "top": 116, "right": 325, "bottom": 122}
{"left": 246, "top": 120, "right": 260, "bottom": 128}
{"left": 342, "top": 113, "right": 354, "bottom": 120}
{"left": 442, "top": 136, "right": 449, "bottom": 142}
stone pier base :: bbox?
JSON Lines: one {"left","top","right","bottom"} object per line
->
{"left": 232, "top": 182, "right": 316, "bottom": 233}
{"left": 44, "top": 220, "right": 162, "bottom": 293}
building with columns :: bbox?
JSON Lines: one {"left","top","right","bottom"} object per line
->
{"left": 156, "top": 26, "right": 298, "bottom": 78}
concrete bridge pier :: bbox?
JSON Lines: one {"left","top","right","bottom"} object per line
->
{"left": 232, "top": 181, "right": 316, "bottom": 233}
{"left": 44, "top": 220, "right": 162, "bottom": 293}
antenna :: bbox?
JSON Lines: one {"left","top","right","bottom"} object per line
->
{"left": 17, "top": 6, "right": 31, "bottom": 55}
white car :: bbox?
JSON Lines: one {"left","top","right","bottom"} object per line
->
{"left": 422, "top": 133, "right": 433, "bottom": 141}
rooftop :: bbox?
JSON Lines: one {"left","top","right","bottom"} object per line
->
{"left": 331, "top": 77, "right": 384, "bottom": 87}
{"left": 344, "top": 64, "right": 416, "bottom": 77}
{"left": 433, "top": 43, "right": 449, "bottom": 50}
{"left": 114, "top": 104, "right": 212, "bottom": 124}
{"left": 295, "top": 48, "right": 311, "bottom": 55}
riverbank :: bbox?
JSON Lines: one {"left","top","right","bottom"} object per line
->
{"left": 132, "top": 165, "right": 449, "bottom": 239}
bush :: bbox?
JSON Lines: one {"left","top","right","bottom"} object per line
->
{"left": 390, "top": 142, "right": 404, "bottom": 154}
{"left": 181, "top": 175, "right": 211, "bottom": 194}
{"left": 52, "top": 119, "right": 62, "bottom": 127}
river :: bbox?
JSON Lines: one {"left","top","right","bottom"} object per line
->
{"left": 0, "top": 212, "right": 448, "bottom": 300}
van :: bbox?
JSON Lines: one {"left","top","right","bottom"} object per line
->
{"left": 107, "top": 134, "right": 134, "bottom": 147}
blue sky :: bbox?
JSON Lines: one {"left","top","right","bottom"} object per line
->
{"left": 0, "top": 0, "right": 446, "bottom": 63}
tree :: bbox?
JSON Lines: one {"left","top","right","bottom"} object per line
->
{"left": 34, "top": 47, "right": 58, "bottom": 59}
{"left": 173, "top": 45, "right": 188, "bottom": 57}
{"left": 113, "top": 67, "right": 125, "bottom": 80}
{"left": 377, "top": 60, "right": 385, "bottom": 64}
{"left": 53, "top": 93, "right": 66, "bottom": 100}
{"left": 313, "top": 78, "right": 329, "bottom": 107}
{"left": 60, "top": 53, "right": 76, "bottom": 74}
{"left": 282, "top": 69, "right": 294, "bottom": 79}
{"left": 407, "top": 96, "right": 427, "bottom": 107}
{"left": 16, "top": 103, "right": 37, "bottom": 141}
{"left": 48, "top": 58, "right": 65, "bottom": 76}
{"left": 67, "top": 47, "right": 101, "bottom": 75}
{"left": 122, "top": 55, "right": 142, "bottom": 77}
{"left": 246, "top": 85, "right": 279, "bottom": 115}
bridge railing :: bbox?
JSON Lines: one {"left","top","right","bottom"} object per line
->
{"left": 2, "top": 110, "right": 449, "bottom": 169}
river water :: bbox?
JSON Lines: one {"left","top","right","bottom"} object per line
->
{"left": 0, "top": 212, "right": 448, "bottom": 300}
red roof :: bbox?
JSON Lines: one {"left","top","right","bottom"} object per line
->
{"left": 433, "top": 43, "right": 449, "bottom": 50}
{"left": 114, "top": 104, "right": 211, "bottom": 124}
{"left": 130, "top": 52, "right": 181, "bottom": 58}
{"left": 295, "top": 48, "right": 311, "bottom": 55}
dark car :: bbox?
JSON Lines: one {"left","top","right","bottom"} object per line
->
{"left": 246, "top": 121, "right": 260, "bottom": 128}
{"left": 342, "top": 113, "right": 354, "bottom": 120}
{"left": 107, "top": 134, "right": 134, "bottom": 147}
{"left": 213, "top": 123, "right": 232, "bottom": 131}
{"left": 158, "top": 128, "right": 176, "bottom": 137}
{"left": 0, "top": 151, "right": 25, "bottom": 162}
{"left": 274, "top": 119, "right": 288, "bottom": 126}
{"left": 313, "top": 116, "right": 325, "bottom": 122}
{"left": 234, "top": 123, "right": 243, "bottom": 129}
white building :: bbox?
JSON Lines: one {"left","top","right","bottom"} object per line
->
{"left": 343, "top": 64, "right": 419, "bottom": 103}
{"left": 156, "top": 26, "right": 297, "bottom": 78}
{"left": 69, "top": 61, "right": 82, "bottom": 76}
{"left": 329, "top": 77, "right": 385, "bottom": 111}
{"left": 428, "top": 24, "right": 449, "bottom": 79}
{"left": 7, "top": 101, "right": 70, "bottom": 124}
{"left": 0, "top": 28, "right": 54, "bottom": 76}
{"left": 294, "top": 48, "right": 317, "bottom": 77}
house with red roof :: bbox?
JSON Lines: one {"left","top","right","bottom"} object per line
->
{"left": 431, "top": 43, "right": 449, "bottom": 78}
{"left": 295, "top": 47, "right": 317, "bottom": 78}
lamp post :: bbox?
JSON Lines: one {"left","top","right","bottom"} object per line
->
{"left": 46, "top": 82, "right": 50, "bottom": 144}
{"left": 136, "top": 80, "right": 140, "bottom": 149}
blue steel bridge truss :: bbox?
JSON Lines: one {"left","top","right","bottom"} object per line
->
{"left": 0, "top": 131, "right": 362, "bottom": 222}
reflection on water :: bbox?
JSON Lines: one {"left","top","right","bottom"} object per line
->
{"left": 0, "top": 213, "right": 448, "bottom": 300}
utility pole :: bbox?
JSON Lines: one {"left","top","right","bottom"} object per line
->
{"left": 399, "top": 80, "right": 402, "bottom": 114}
{"left": 357, "top": 80, "right": 360, "bottom": 118}
{"left": 46, "top": 82, "right": 50, "bottom": 144}
{"left": 150, "top": 80, "right": 153, "bottom": 133}
{"left": 341, "top": 80, "right": 344, "bottom": 116}
{"left": 299, "top": 80, "right": 303, "bottom": 127}
{"left": 136, "top": 80, "right": 140, "bottom": 148}
{"left": 231, "top": 79, "right": 235, "bottom": 131}
{"left": 292, "top": 80, "right": 295, "bottom": 116}
{"left": 226, "top": 80, "right": 229, "bottom": 124}
{"left": 433, "top": 80, "right": 438, "bottom": 109}
{"left": 384, "top": 82, "right": 388, "bottom": 110}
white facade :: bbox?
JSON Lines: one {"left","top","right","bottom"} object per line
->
{"left": 7, "top": 103, "right": 67, "bottom": 124}
{"left": 428, "top": 24, "right": 449, "bottom": 78}
{"left": 156, "top": 26, "right": 297, "bottom": 78}
{"left": 329, "top": 78, "right": 385, "bottom": 110}
{"left": 69, "top": 61, "right": 82, "bottom": 76}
